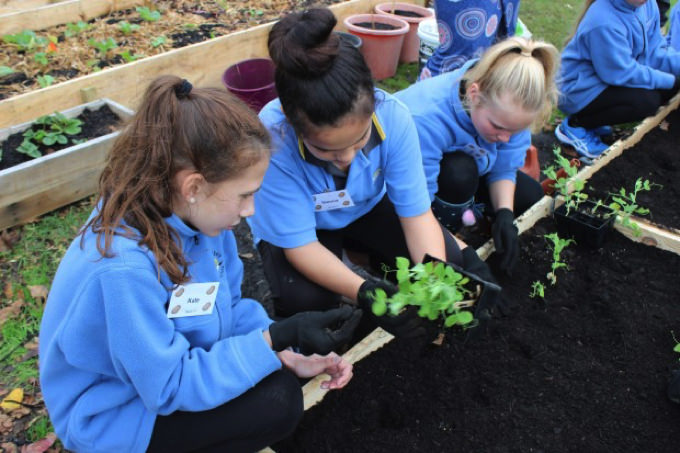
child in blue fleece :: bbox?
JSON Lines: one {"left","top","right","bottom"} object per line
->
{"left": 249, "top": 8, "right": 499, "bottom": 332}
{"left": 397, "top": 37, "right": 559, "bottom": 275}
{"left": 421, "top": 0, "right": 521, "bottom": 80}
{"left": 39, "top": 76, "right": 360, "bottom": 453}
{"left": 556, "top": 0, "right": 680, "bottom": 161}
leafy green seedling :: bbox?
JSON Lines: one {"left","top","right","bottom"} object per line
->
{"left": 2, "top": 30, "right": 47, "bottom": 52}
{"left": 544, "top": 232, "right": 575, "bottom": 285}
{"left": 544, "top": 146, "right": 587, "bottom": 214}
{"left": 0, "top": 66, "right": 14, "bottom": 77}
{"left": 16, "top": 139, "right": 41, "bottom": 158}
{"left": 137, "top": 6, "right": 161, "bottom": 22}
{"left": 64, "top": 21, "right": 91, "bottom": 38}
{"left": 607, "top": 178, "right": 661, "bottom": 237}
{"left": 34, "top": 52, "right": 49, "bottom": 65}
{"left": 371, "top": 257, "right": 477, "bottom": 328}
{"left": 150, "top": 35, "right": 167, "bottom": 48}
{"left": 529, "top": 280, "right": 545, "bottom": 299}
{"left": 119, "top": 50, "right": 143, "bottom": 63}
{"left": 36, "top": 74, "right": 55, "bottom": 88}
{"left": 18, "top": 112, "right": 83, "bottom": 156}
{"left": 88, "top": 37, "right": 118, "bottom": 57}
{"left": 118, "top": 21, "right": 140, "bottom": 35}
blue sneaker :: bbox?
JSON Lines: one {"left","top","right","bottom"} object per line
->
{"left": 555, "top": 117, "right": 609, "bottom": 159}
{"left": 592, "top": 125, "right": 613, "bottom": 137}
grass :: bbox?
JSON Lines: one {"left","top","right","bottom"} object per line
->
{"left": 520, "top": 0, "right": 585, "bottom": 50}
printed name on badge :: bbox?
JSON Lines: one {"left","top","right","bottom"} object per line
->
{"left": 312, "top": 189, "right": 355, "bottom": 211}
{"left": 167, "top": 282, "right": 219, "bottom": 318}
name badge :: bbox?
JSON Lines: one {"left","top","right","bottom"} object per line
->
{"left": 313, "top": 190, "right": 355, "bottom": 211}
{"left": 167, "top": 282, "right": 219, "bottom": 318}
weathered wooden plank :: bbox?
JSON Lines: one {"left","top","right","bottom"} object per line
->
{"left": 0, "top": 0, "right": 144, "bottom": 34}
{"left": 0, "top": 0, "right": 397, "bottom": 128}
{"left": 613, "top": 217, "right": 680, "bottom": 255}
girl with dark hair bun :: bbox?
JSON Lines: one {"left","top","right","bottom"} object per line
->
{"left": 39, "top": 75, "right": 358, "bottom": 452}
{"left": 249, "top": 7, "right": 499, "bottom": 338}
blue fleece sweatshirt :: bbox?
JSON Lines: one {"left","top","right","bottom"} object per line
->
{"left": 395, "top": 59, "right": 530, "bottom": 201}
{"left": 559, "top": 0, "right": 680, "bottom": 114}
{"left": 39, "top": 212, "right": 280, "bottom": 452}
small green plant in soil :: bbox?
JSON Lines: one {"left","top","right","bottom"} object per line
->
{"left": 17, "top": 112, "right": 83, "bottom": 158}
{"left": 371, "top": 257, "right": 477, "bottom": 328}
{"left": 544, "top": 232, "right": 575, "bottom": 285}
{"left": 2, "top": 30, "right": 47, "bottom": 53}
{"left": 64, "top": 21, "right": 91, "bottom": 38}
{"left": 544, "top": 146, "right": 587, "bottom": 214}
{"left": 529, "top": 280, "right": 545, "bottom": 299}
{"left": 150, "top": 35, "right": 167, "bottom": 48}
{"left": 88, "top": 37, "right": 118, "bottom": 57}
{"left": 119, "top": 50, "right": 143, "bottom": 63}
{"left": 36, "top": 74, "right": 55, "bottom": 88}
{"left": 597, "top": 178, "right": 661, "bottom": 237}
{"left": 0, "top": 65, "right": 15, "bottom": 77}
{"left": 33, "top": 52, "right": 49, "bottom": 66}
{"left": 137, "top": 6, "right": 162, "bottom": 22}
{"left": 118, "top": 20, "right": 141, "bottom": 36}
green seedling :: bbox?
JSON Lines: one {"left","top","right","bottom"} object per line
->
{"left": 64, "top": 21, "right": 91, "bottom": 38}
{"left": 33, "top": 52, "right": 49, "bottom": 66}
{"left": 2, "top": 30, "right": 47, "bottom": 53}
{"left": 88, "top": 37, "right": 118, "bottom": 57}
{"left": 16, "top": 139, "right": 41, "bottom": 158}
{"left": 0, "top": 66, "right": 14, "bottom": 77}
{"left": 17, "top": 112, "right": 83, "bottom": 157}
{"left": 529, "top": 280, "right": 545, "bottom": 299}
{"left": 150, "top": 35, "right": 167, "bottom": 48}
{"left": 119, "top": 50, "right": 143, "bottom": 63}
{"left": 544, "top": 232, "right": 575, "bottom": 286}
{"left": 137, "top": 6, "right": 161, "bottom": 22}
{"left": 371, "top": 257, "right": 477, "bottom": 328}
{"left": 544, "top": 146, "right": 587, "bottom": 214}
{"left": 182, "top": 23, "right": 199, "bottom": 31}
{"left": 36, "top": 74, "right": 55, "bottom": 88}
{"left": 606, "top": 178, "right": 660, "bottom": 237}
{"left": 118, "top": 20, "right": 140, "bottom": 35}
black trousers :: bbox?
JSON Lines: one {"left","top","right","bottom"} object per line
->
{"left": 436, "top": 151, "right": 544, "bottom": 217}
{"left": 147, "top": 369, "right": 302, "bottom": 453}
{"left": 571, "top": 85, "right": 676, "bottom": 129}
{"left": 258, "top": 195, "right": 462, "bottom": 317}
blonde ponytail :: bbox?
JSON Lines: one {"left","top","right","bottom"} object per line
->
{"left": 463, "top": 36, "right": 560, "bottom": 132}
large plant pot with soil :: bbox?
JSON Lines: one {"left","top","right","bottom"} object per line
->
{"left": 553, "top": 199, "right": 615, "bottom": 248}
{"left": 374, "top": 2, "right": 434, "bottom": 63}
{"left": 344, "top": 13, "right": 409, "bottom": 80}
{"left": 222, "top": 58, "right": 277, "bottom": 113}
{"left": 0, "top": 98, "right": 133, "bottom": 229}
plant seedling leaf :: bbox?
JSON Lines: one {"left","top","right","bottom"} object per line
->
{"left": 674, "top": 344, "right": 680, "bottom": 353}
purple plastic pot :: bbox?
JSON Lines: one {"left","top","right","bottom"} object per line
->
{"left": 222, "top": 58, "right": 277, "bottom": 112}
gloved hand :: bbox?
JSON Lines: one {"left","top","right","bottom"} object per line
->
{"left": 356, "top": 279, "right": 427, "bottom": 339}
{"left": 269, "top": 306, "right": 363, "bottom": 355}
{"left": 492, "top": 208, "right": 519, "bottom": 275}
{"left": 461, "top": 247, "right": 512, "bottom": 318}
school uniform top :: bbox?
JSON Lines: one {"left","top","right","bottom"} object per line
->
{"left": 559, "top": 0, "right": 680, "bottom": 114}
{"left": 395, "top": 59, "right": 530, "bottom": 201}
{"left": 249, "top": 90, "right": 431, "bottom": 249}
{"left": 39, "top": 211, "right": 279, "bottom": 453}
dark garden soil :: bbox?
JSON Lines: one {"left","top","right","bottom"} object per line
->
{"left": 273, "top": 217, "right": 680, "bottom": 453}
{"left": 584, "top": 110, "right": 680, "bottom": 232}
{"left": 0, "top": 104, "right": 122, "bottom": 171}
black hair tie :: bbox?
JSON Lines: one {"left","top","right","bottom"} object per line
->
{"left": 175, "top": 79, "right": 193, "bottom": 98}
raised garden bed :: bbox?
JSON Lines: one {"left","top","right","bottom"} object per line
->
{"left": 0, "top": 98, "right": 133, "bottom": 230}
{"left": 275, "top": 216, "right": 680, "bottom": 452}
{"left": 0, "top": 0, "right": 413, "bottom": 128}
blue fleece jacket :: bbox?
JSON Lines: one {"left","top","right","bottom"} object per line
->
{"left": 559, "top": 0, "right": 680, "bottom": 114}
{"left": 395, "top": 59, "right": 530, "bottom": 201}
{"left": 39, "top": 212, "right": 280, "bottom": 452}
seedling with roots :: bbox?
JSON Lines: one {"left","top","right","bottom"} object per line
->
{"left": 600, "top": 178, "right": 661, "bottom": 237}
{"left": 371, "top": 257, "right": 478, "bottom": 328}
{"left": 544, "top": 233, "right": 575, "bottom": 285}
{"left": 544, "top": 146, "right": 588, "bottom": 214}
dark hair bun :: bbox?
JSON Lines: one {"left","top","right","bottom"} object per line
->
{"left": 268, "top": 8, "right": 340, "bottom": 78}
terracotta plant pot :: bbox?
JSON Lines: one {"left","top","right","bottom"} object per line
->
{"left": 344, "top": 13, "right": 409, "bottom": 80}
{"left": 541, "top": 158, "right": 581, "bottom": 195}
{"left": 374, "top": 2, "right": 434, "bottom": 63}
{"left": 553, "top": 199, "right": 615, "bottom": 248}
{"left": 222, "top": 58, "right": 277, "bottom": 113}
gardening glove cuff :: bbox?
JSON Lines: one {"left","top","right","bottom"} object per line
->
{"left": 269, "top": 306, "right": 363, "bottom": 355}
{"left": 461, "top": 247, "right": 497, "bottom": 285}
{"left": 492, "top": 208, "right": 519, "bottom": 275}
{"left": 357, "top": 279, "right": 426, "bottom": 339}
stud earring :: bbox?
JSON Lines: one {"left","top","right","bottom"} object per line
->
{"left": 189, "top": 197, "right": 196, "bottom": 204}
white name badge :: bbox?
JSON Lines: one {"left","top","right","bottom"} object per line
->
{"left": 312, "top": 190, "right": 355, "bottom": 211}
{"left": 167, "top": 282, "right": 219, "bottom": 318}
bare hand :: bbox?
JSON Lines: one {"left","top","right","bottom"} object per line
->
{"left": 277, "top": 350, "right": 353, "bottom": 390}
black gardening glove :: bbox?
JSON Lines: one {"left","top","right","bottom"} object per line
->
{"left": 461, "top": 247, "right": 512, "bottom": 318}
{"left": 357, "top": 279, "right": 427, "bottom": 339}
{"left": 492, "top": 208, "right": 519, "bottom": 275}
{"left": 269, "top": 306, "right": 363, "bottom": 355}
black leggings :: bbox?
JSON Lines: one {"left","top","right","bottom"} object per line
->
{"left": 258, "top": 195, "right": 462, "bottom": 317}
{"left": 570, "top": 85, "right": 676, "bottom": 129}
{"left": 436, "top": 152, "right": 544, "bottom": 217}
{"left": 146, "top": 369, "right": 303, "bottom": 453}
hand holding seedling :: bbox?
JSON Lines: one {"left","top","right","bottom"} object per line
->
{"left": 357, "top": 278, "right": 427, "bottom": 338}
